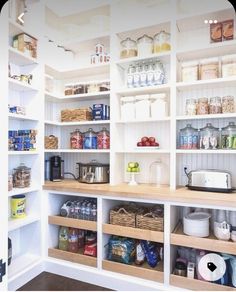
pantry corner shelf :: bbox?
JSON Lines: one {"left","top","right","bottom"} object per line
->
{"left": 44, "top": 149, "right": 110, "bottom": 153}
{"left": 8, "top": 113, "right": 40, "bottom": 122}
{"left": 8, "top": 46, "right": 38, "bottom": 66}
{"left": 116, "top": 84, "right": 170, "bottom": 96}
{"left": 8, "top": 78, "right": 39, "bottom": 92}
{"left": 8, "top": 151, "right": 39, "bottom": 155}
{"left": 176, "top": 113, "right": 236, "bottom": 121}
{"left": 48, "top": 215, "right": 97, "bottom": 231}
{"left": 8, "top": 185, "right": 41, "bottom": 197}
{"left": 176, "top": 149, "right": 236, "bottom": 154}
{"left": 45, "top": 120, "right": 110, "bottom": 127}
{"left": 8, "top": 215, "right": 40, "bottom": 232}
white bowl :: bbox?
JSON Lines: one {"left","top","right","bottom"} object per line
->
{"left": 183, "top": 212, "right": 211, "bottom": 237}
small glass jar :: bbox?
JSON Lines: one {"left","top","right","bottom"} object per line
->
{"left": 209, "top": 97, "right": 222, "bottom": 114}
{"left": 87, "top": 81, "right": 99, "bottom": 93}
{"left": 221, "top": 122, "right": 236, "bottom": 149}
{"left": 185, "top": 98, "right": 197, "bottom": 116}
{"left": 135, "top": 95, "right": 150, "bottom": 120}
{"left": 97, "top": 127, "right": 110, "bottom": 149}
{"left": 120, "top": 96, "right": 135, "bottom": 120}
{"left": 64, "top": 83, "right": 74, "bottom": 96}
{"left": 70, "top": 129, "right": 83, "bottom": 149}
{"left": 13, "top": 163, "right": 31, "bottom": 188}
{"left": 8, "top": 175, "right": 13, "bottom": 191}
{"left": 137, "top": 34, "right": 153, "bottom": 57}
{"left": 200, "top": 57, "right": 219, "bottom": 80}
{"left": 199, "top": 123, "right": 220, "bottom": 150}
{"left": 181, "top": 61, "right": 198, "bottom": 82}
{"left": 222, "top": 95, "right": 235, "bottom": 113}
{"left": 179, "top": 124, "right": 198, "bottom": 149}
{"left": 150, "top": 93, "right": 167, "bottom": 118}
{"left": 153, "top": 31, "right": 171, "bottom": 53}
{"left": 197, "top": 97, "right": 209, "bottom": 115}
{"left": 221, "top": 54, "right": 236, "bottom": 78}
{"left": 120, "top": 37, "right": 137, "bottom": 59}
{"left": 74, "top": 83, "right": 85, "bottom": 95}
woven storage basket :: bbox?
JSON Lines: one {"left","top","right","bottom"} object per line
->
{"left": 61, "top": 107, "right": 92, "bottom": 122}
{"left": 136, "top": 211, "right": 164, "bottom": 231}
{"left": 45, "top": 135, "right": 58, "bottom": 149}
{"left": 110, "top": 205, "right": 136, "bottom": 227}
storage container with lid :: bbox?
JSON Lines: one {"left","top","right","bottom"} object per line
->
{"left": 178, "top": 124, "right": 198, "bottom": 149}
{"left": 83, "top": 128, "right": 97, "bottom": 149}
{"left": 199, "top": 123, "right": 220, "bottom": 149}
{"left": 150, "top": 93, "right": 167, "bottom": 118}
{"left": 153, "top": 60, "right": 165, "bottom": 85}
{"left": 221, "top": 54, "right": 236, "bottom": 77}
{"left": 70, "top": 129, "right": 83, "bottom": 149}
{"left": 11, "top": 195, "right": 26, "bottom": 219}
{"left": 200, "top": 57, "right": 219, "bottom": 80}
{"left": 64, "top": 83, "right": 74, "bottom": 96}
{"left": 135, "top": 95, "right": 150, "bottom": 120}
{"left": 13, "top": 163, "right": 31, "bottom": 188}
{"left": 126, "top": 64, "right": 135, "bottom": 88}
{"left": 181, "top": 61, "right": 198, "bottom": 82}
{"left": 197, "top": 97, "right": 209, "bottom": 115}
{"left": 137, "top": 34, "right": 153, "bottom": 57}
{"left": 153, "top": 30, "right": 171, "bottom": 53}
{"left": 222, "top": 95, "right": 235, "bottom": 113}
{"left": 221, "top": 122, "right": 236, "bottom": 149}
{"left": 185, "top": 98, "right": 197, "bottom": 116}
{"left": 209, "top": 96, "right": 222, "bottom": 114}
{"left": 120, "top": 37, "right": 137, "bottom": 59}
{"left": 97, "top": 127, "right": 110, "bottom": 149}
{"left": 120, "top": 96, "right": 135, "bottom": 120}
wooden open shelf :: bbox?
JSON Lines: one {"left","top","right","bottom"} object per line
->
{"left": 48, "top": 216, "right": 97, "bottom": 231}
{"left": 48, "top": 248, "right": 97, "bottom": 268}
{"left": 102, "top": 224, "right": 164, "bottom": 243}
{"left": 102, "top": 260, "right": 164, "bottom": 283}
{"left": 171, "top": 223, "right": 236, "bottom": 255}
{"left": 170, "top": 274, "right": 236, "bottom": 291}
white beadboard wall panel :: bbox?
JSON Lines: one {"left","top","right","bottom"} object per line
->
{"left": 176, "top": 153, "right": 236, "bottom": 187}
{"left": 176, "top": 85, "right": 236, "bottom": 116}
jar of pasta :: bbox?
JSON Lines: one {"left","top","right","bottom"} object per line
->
{"left": 209, "top": 97, "right": 222, "bottom": 114}
{"left": 185, "top": 98, "right": 197, "bottom": 116}
{"left": 222, "top": 96, "right": 235, "bottom": 113}
{"left": 200, "top": 58, "right": 219, "bottom": 80}
{"left": 197, "top": 98, "right": 209, "bottom": 115}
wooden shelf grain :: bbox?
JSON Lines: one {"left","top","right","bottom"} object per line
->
{"left": 103, "top": 224, "right": 164, "bottom": 243}
{"left": 48, "top": 215, "right": 97, "bottom": 231}
{"left": 102, "top": 260, "right": 164, "bottom": 283}
{"left": 48, "top": 248, "right": 97, "bottom": 268}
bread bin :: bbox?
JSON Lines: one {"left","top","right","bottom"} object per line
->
{"left": 183, "top": 212, "right": 211, "bottom": 237}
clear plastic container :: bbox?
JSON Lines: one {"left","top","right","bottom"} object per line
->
{"left": 197, "top": 97, "right": 209, "bottom": 115}
{"left": 222, "top": 95, "right": 235, "bottom": 113}
{"left": 209, "top": 97, "right": 222, "bottom": 114}
{"left": 70, "top": 129, "right": 83, "bottom": 149}
{"left": 181, "top": 61, "right": 198, "bottom": 82}
{"left": 120, "top": 37, "right": 137, "bottom": 59}
{"left": 185, "top": 98, "right": 197, "bottom": 116}
{"left": 64, "top": 83, "right": 74, "bottom": 96}
{"left": 135, "top": 95, "right": 150, "bottom": 120}
{"left": 97, "top": 127, "right": 110, "bottom": 149}
{"left": 179, "top": 124, "right": 198, "bottom": 149}
{"left": 199, "top": 123, "right": 220, "bottom": 150}
{"left": 137, "top": 34, "right": 153, "bottom": 57}
{"left": 150, "top": 93, "right": 167, "bottom": 118}
{"left": 222, "top": 54, "right": 236, "bottom": 77}
{"left": 153, "top": 60, "right": 165, "bottom": 85}
{"left": 221, "top": 122, "right": 236, "bottom": 149}
{"left": 149, "top": 159, "right": 163, "bottom": 186}
{"left": 120, "top": 96, "right": 135, "bottom": 120}
{"left": 13, "top": 163, "right": 31, "bottom": 188}
{"left": 83, "top": 128, "right": 97, "bottom": 149}
{"left": 200, "top": 57, "right": 219, "bottom": 80}
{"left": 126, "top": 64, "right": 135, "bottom": 88}
{"left": 153, "top": 31, "right": 171, "bottom": 53}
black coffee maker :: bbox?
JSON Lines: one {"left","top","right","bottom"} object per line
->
{"left": 50, "top": 156, "right": 62, "bottom": 181}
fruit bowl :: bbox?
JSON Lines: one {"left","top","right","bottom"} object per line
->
{"left": 137, "top": 136, "right": 159, "bottom": 148}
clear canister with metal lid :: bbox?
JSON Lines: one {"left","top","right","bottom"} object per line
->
{"left": 199, "top": 123, "right": 220, "bottom": 149}
{"left": 221, "top": 122, "right": 236, "bottom": 149}
{"left": 70, "top": 129, "right": 83, "bottom": 149}
{"left": 13, "top": 163, "right": 31, "bottom": 188}
{"left": 197, "top": 97, "right": 209, "bottom": 115}
{"left": 83, "top": 128, "right": 97, "bottom": 149}
{"left": 137, "top": 34, "right": 153, "bottom": 56}
{"left": 209, "top": 97, "right": 222, "bottom": 114}
{"left": 120, "top": 37, "right": 137, "bottom": 59}
{"left": 222, "top": 95, "right": 235, "bottom": 113}
{"left": 178, "top": 124, "right": 198, "bottom": 149}
{"left": 185, "top": 98, "right": 197, "bottom": 116}
{"left": 153, "top": 30, "right": 171, "bottom": 53}
{"left": 97, "top": 127, "right": 110, "bottom": 149}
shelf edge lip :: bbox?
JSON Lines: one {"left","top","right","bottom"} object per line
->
{"left": 115, "top": 51, "right": 171, "bottom": 65}
{"left": 8, "top": 113, "right": 40, "bottom": 121}
{"left": 176, "top": 113, "right": 236, "bottom": 120}
{"left": 176, "top": 76, "right": 236, "bottom": 88}
{"left": 45, "top": 120, "right": 110, "bottom": 126}
{"left": 45, "top": 62, "right": 110, "bottom": 74}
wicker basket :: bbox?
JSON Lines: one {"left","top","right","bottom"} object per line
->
{"left": 110, "top": 205, "right": 136, "bottom": 228}
{"left": 61, "top": 107, "right": 92, "bottom": 122}
{"left": 136, "top": 211, "right": 164, "bottom": 231}
{"left": 45, "top": 135, "right": 58, "bottom": 149}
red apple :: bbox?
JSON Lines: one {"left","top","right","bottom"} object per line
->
{"left": 149, "top": 137, "right": 156, "bottom": 143}
{"left": 154, "top": 142, "right": 159, "bottom": 146}
{"left": 141, "top": 136, "right": 149, "bottom": 143}
{"left": 141, "top": 142, "right": 146, "bottom": 146}
{"left": 137, "top": 142, "right": 142, "bottom": 147}
{"left": 150, "top": 142, "right": 156, "bottom": 146}
{"left": 145, "top": 141, "right": 151, "bottom": 146}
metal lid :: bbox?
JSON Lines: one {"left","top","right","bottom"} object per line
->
{"left": 76, "top": 160, "right": 109, "bottom": 167}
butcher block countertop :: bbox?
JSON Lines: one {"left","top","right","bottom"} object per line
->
{"left": 43, "top": 179, "right": 236, "bottom": 208}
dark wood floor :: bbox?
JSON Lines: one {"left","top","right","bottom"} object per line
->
{"left": 18, "top": 272, "right": 112, "bottom": 291}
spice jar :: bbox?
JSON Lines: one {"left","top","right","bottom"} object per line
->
{"left": 209, "top": 97, "right": 222, "bottom": 114}
{"left": 222, "top": 95, "right": 235, "bottom": 113}
{"left": 64, "top": 83, "right": 74, "bottom": 96}
{"left": 153, "top": 31, "right": 171, "bottom": 53}
{"left": 120, "top": 96, "right": 135, "bottom": 120}
{"left": 13, "top": 163, "right": 31, "bottom": 188}
{"left": 185, "top": 98, "right": 197, "bottom": 116}
{"left": 137, "top": 34, "right": 153, "bottom": 57}
{"left": 120, "top": 37, "right": 137, "bottom": 59}
{"left": 179, "top": 124, "right": 198, "bottom": 149}
{"left": 199, "top": 123, "right": 220, "bottom": 150}
{"left": 150, "top": 93, "right": 167, "bottom": 118}
{"left": 200, "top": 58, "right": 219, "bottom": 80}
{"left": 181, "top": 61, "right": 198, "bottom": 82}
{"left": 221, "top": 122, "right": 236, "bottom": 149}
{"left": 197, "top": 98, "right": 209, "bottom": 115}
{"left": 70, "top": 129, "right": 83, "bottom": 149}
{"left": 135, "top": 95, "right": 150, "bottom": 120}
{"left": 97, "top": 127, "right": 110, "bottom": 149}
{"left": 221, "top": 54, "right": 236, "bottom": 78}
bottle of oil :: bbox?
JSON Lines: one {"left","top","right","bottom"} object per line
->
{"left": 58, "top": 226, "right": 69, "bottom": 251}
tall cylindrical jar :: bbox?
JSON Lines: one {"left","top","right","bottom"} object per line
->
{"left": 185, "top": 98, "right": 197, "bottom": 116}
{"left": 222, "top": 95, "right": 235, "bottom": 113}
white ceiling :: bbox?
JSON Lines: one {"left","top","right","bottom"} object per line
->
{"left": 45, "top": 0, "right": 111, "bottom": 17}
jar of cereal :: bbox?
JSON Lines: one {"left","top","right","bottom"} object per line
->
{"left": 70, "top": 129, "right": 83, "bottom": 149}
{"left": 222, "top": 95, "right": 235, "bottom": 113}
{"left": 197, "top": 98, "right": 209, "bottom": 115}
{"left": 97, "top": 127, "right": 110, "bottom": 149}
{"left": 185, "top": 98, "right": 197, "bottom": 116}
{"left": 209, "top": 97, "right": 222, "bottom": 114}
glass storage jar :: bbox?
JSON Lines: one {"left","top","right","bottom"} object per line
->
{"left": 135, "top": 95, "right": 150, "bottom": 120}
{"left": 8, "top": 175, "right": 13, "bottom": 191}
{"left": 200, "top": 57, "right": 219, "bottom": 80}
{"left": 222, "top": 95, "right": 235, "bottom": 113}
{"left": 221, "top": 122, "right": 236, "bottom": 149}
{"left": 70, "top": 129, "right": 83, "bottom": 149}
{"left": 179, "top": 124, "right": 198, "bottom": 149}
{"left": 150, "top": 93, "right": 167, "bottom": 118}
{"left": 199, "top": 123, "right": 220, "bottom": 150}
{"left": 83, "top": 128, "right": 97, "bottom": 149}
{"left": 209, "top": 97, "right": 222, "bottom": 114}
{"left": 97, "top": 127, "right": 110, "bottom": 149}
{"left": 181, "top": 61, "right": 198, "bottom": 82}
{"left": 153, "top": 60, "right": 165, "bottom": 85}
{"left": 197, "top": 97, "right": 209, "bottom": 115}
{"left": 64, "top": 83, "right": 74, "bottom": 95}
{"left": 120, "top": 37, "right": 137, "bottom": 59}
{"left": 185, "top": 98, "right": 197, "bottom": 116}
{"left": 13, "top": 163, "right": 31, "bottom": 188}
{"left": 153, "top": 30, "right": 171, "bottom": 53}
{"left": 221, "top": 54, "right": 236, "bottom": 77}
{"left": 137, "top": 34, "right": 153, "bottom": 57}
{"left": 120, "top": 96, "right": 135, "bottom": 120}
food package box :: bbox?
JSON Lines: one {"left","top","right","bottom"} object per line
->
{"left": 222, "top": 19, "right": 234, "bottom": 41}
{"left": 210, "top": 22, "right": 222, "bottom": 43}
{"left": 93, "top": 103, "right": 105, "bottom": 111}
{"left": 17, "top": 33, "right": 38, "bottom": 58}
{"left": 106, "top": 105, "right": 110, "bottom": 120}
{"left": 93, "top": 112, "right": 106, "bottom": 120}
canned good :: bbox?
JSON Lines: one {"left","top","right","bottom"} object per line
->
{"left": 11, "top": 195, "right": 26, "bottom": 218}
